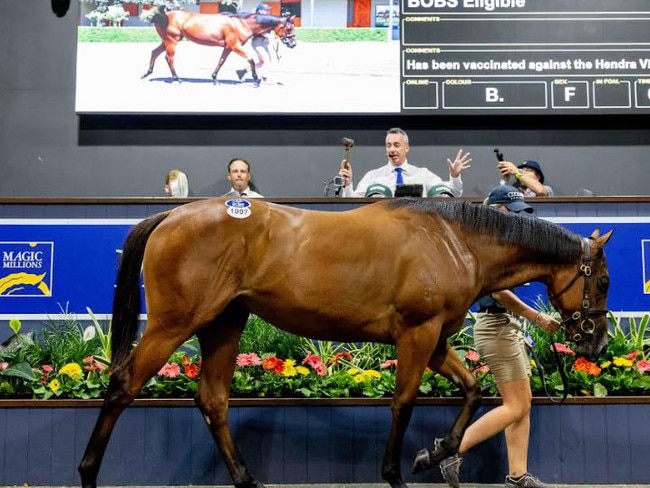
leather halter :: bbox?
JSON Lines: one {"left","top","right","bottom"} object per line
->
{"left": 548, "top": 238, "right": 609, "bottom": 344}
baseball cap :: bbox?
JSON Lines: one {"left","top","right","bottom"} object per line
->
{"left": 427, "top": 184, "right": 454, "bottom": 198}
{"left": 486, "top": 185, "right": 533, "bottom": 213}
{"left": 365, "top": 183, "right": 393, "bottom": 198}
{"left": 256, "top": 3, "right": 271, "bottom": 11}
{"left": 517, "top": 160, "right": 545, "bottom": 184}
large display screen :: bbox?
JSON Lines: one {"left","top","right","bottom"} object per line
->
{"left": 75, "top": 0, "right": 650, "bottom": 115}
{"left": 400, "top": 0, "right": 650, "bottom": 115}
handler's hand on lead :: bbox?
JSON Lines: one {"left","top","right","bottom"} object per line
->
{"left": 537, "top": 314, "right": 561, "bottom": 334}
{"left": 447, "top": 149, "right": 472, "bottom": 178}
{"left": 339, "top": 159, "right": 353, "bottom": 186}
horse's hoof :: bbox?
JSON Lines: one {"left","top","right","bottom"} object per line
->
{"left": 141, "top": 71, "right": 152, "bottom": 79}
{"left": 411, "top": 448, "right": 433, "bottom": 474}
{"left": 253, "top": 79, "right": 261, "bottom": 88}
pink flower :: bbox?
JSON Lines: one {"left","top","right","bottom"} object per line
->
{"left": 42, "top": 365, "right": 54, "bottom": 373}
{"left": 302, "top": 354, "right": 326, "bottom": 376}
{"left": 636, "top": 359, "right": 650, "bottom": 373}
{"left": 465, "top": 350, "right": 480, "bottom": 362}
{"left": 552, "top": 343, "right": 576, "bottom": 356}
{"left": 236, "top": 353, "right": 262, "bottom": 367}
{"left": 474, "top": 364, "right": 490, "bottom": 374}
{"left": 380, "top": 359, "right": 398, "bottom": 369}
{"left": 158, "top": 363, "right": 181, "bottom": 378}
{"left": 0, "top": 362, "right": 8, "bottom": 371}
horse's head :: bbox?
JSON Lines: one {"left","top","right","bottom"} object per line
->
{"left": 275, "top": 15, "right": 297, "bottom": 48}
{"left": 548, "top": 229, "right": 613, "bottom": 361}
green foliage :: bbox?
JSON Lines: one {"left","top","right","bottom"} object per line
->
{"left": 77, "top": 26, "right": 388, "bottom": 43}
{"left": 2, "top": 308, "right": 650, "bottom": 400}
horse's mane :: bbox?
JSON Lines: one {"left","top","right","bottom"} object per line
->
{"left": 387, "top": 199, "right": 583, "bottom": 263}
{"left": 225, "top": 12, "right": 285, "bottom": 27}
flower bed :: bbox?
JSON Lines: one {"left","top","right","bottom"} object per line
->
{"left": 1, "top": 309, "right": 649, "bottom": 399}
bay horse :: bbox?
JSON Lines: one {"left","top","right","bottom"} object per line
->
{"left": 79, "top": 198, "right": 612, "bottom": 488}
{"left": 142, "top": 8, "right": 296, "bottom": 86}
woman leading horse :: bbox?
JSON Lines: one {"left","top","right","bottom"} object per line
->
{"left": 141, "top": 7, "right": 296, "bottom": 86}
{"left": 79, "top": 198, "right": 612, "bottom": 488}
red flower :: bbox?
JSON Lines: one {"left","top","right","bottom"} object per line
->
{"left": 573, "top": 357, "right": 601, "bottom": 376}
{"left": 181, "top": 355, "right": 191, "bottom": 366}
{"left": 328, "top": 351, "right": 353, "bottom": 364}
{"left": 184, "top": 363, "right": 200, "bottom": 379}
{"left": 626, "top": 350, "right": 642, "bottom": 360}
{"left": 262, "top": 356, "right": 285, "bottom": 374}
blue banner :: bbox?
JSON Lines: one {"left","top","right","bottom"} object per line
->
{"left": 1, "top": 218, "right": 648, "bottom": 319}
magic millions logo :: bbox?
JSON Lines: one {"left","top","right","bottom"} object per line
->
{"left": 0, "top": 242, "right": 54, "bottom": 297}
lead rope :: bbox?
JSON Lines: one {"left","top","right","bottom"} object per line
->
{"left": 526, "top": 338, "right": 568, "bottom": 403}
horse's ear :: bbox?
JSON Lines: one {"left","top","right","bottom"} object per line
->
{"left": 593, "top": 229, "right": 614, "bottom": 250}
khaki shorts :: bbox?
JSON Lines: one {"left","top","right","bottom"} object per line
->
{"left": 473, "top": 313, "right": 530, "bottom": 384}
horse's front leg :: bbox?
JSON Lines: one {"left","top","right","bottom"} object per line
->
{"left": 382, "top": 324, "right": 440, "bottom": 488}
{"left": 411, "top": 338, "right": 481, "bottom": 474}
{"left": 194, "top": 311, "right": 265, "bottom": 488}
{"left": 142, "top": 42, "right": 165, "bottom": 79}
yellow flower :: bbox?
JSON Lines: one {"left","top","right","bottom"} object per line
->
{"left": 59, "top": 363, "right": 83, "bottom": 380}
{"left": 530, "top": 359, "right": 537, "bottom": 368}
{"left": 600, "top": 361, "right": 611, "bottom": 369}
{"left": 295, "top": 366, "right": 310, "bottom": 376}
{"left": 347, "top": 368, "right": 359, "bottom": 376}
{"left": 353, "top": 374, "right": 365, "bottom": 383}
{"left": 282, "top": 359, "right": 297, "bottom": 377}
{"left": 364, "top": 370, "right": 381, "bottom": 379}
{"left": 49, "top": 379, "right": 61, "bottom": 392}
{"left": 613, "top": 357, "right": 633, "bottom": 368}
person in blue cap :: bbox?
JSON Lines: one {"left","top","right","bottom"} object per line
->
{"left": 437, "top": 184, "right": 560, "bottom": 488}
{"left": 236, "top": 3, "right": 276, "bottom": 82}
{"left": 498, "top": 159, "right": 554, "bottom": 197}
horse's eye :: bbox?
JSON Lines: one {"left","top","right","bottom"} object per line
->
{"left": 597, "top": 275, "right": 609, "bottom": 292}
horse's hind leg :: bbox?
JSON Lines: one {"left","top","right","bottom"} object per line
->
{"left": 142, "top": 42, "right": 165, "bottom": 78}
{"left": 194, "top": 304, "right": 265, "bottom": 488}
{"left": 78, "top": 326, "right": 193, "bottom": 488}
{"left": 211, "top": 48, "right": 232, "bottom": 85}
{"left": 411, "top": 336, "right": 481, "bottom": 474}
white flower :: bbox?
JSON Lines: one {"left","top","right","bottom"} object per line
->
{"left": 83, "top": 325, "right": 96, "bottom": 342}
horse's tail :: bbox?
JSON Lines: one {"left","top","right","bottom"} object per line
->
{"left": 110, "top": 211, "right": 170, "bottom": 371}
{"left": 150, "top": 5, "right": 168, "bottom": 30}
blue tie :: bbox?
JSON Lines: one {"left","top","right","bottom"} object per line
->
{"left": 395, "top": 167, "right": 404, "bottom": 185}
